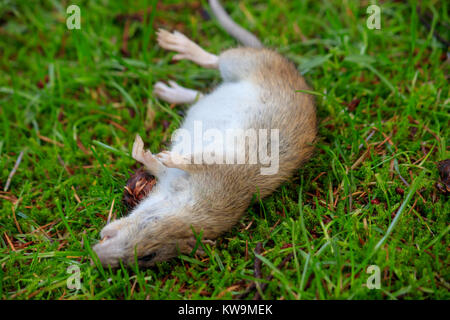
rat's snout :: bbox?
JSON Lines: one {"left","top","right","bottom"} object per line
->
{"left": 92, "top": 213, "right": 192, "bottom": 268}
{"left": 93, "top": 240, "right": 119, "bottom": 268}
{"left": 92, "top": 215, "right": 165, "bottom": 268}
{"left": 92, "top": 219, "right": 133, "bottom": 268}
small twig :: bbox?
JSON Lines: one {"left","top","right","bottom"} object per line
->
{"left": 376, "top": 135, "right": 394, "bottom": 149}
{"left": 107, "top": 119, "right": 128, "bottom": 133}
{"left": 120, "top": 19, "right": 131, "bottom": 57}
{"left": 38, "top": 134, "right": 64, "bottom": 147}
{"left": 107, "top": 199, "right": 115, "bottom": 224}
{"left": 58, "top": 155, "right": 74, "bottom": 176}
{"left": 244, "top": 219, "right": 254, "bottom": 230}
{"left": 76, "top": 137, "right": 90, "bottom": 155}
{"left": 9, "top": 288, "right": 28, "bottom": 299}
{"left": 4, "top": 232, "right": 16, "bottom": 251}
{"left": 408, "top": 116, "right": 441, "bottom": 143}
{"left": 130, "top": 279, "right": 137, "bottom": 297}
{"left": 351, "top": 147, "right": 371, "bottom": 170}
{"left": 268, "top": 219, "right": 281, "bottom": 234}
{"left": 398, "top": 173, "right": 410, "bottom": 187}
{"left": 358, "top": 129, "right": 375, "bottom": 150}
{"left": 253, "top": 253, "right": 294, "bottom": 300}
{"left": 4, "top": 150, "right": 25, "bottom": 192}
{"left": 235, "top": 250, "right": 294, "bottom": 300}
{"left": 245, "top": 240, "right": 249, "bottom": 261}
{"left": 34, "top": 224, "right": 54, "bottom": 242}
{"left": 254, "top": 242, "right": 263, "bottom": 279}
{"left": 235, "top": 242, "right": 264, "bottom": 299}
{"left": 11, "top": 205, "right": 23, "bottom": 234}
{"left": 71, "top": 186, "right": 82, "bottom": 204}
{"left": 371, "top": 127, "right": 397, "bottom": 151}
{"left": 311, "top": 171, "right": 326, "bottom": 183}
{"left": 58, "top": 290, "right": 67, "bottom": 300}
{"left": 0, "top": 192, "right": 18, "bottom": 205}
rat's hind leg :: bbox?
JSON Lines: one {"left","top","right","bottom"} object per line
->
{"left": 157, "top": 29, "right": 219, "bottom": 69}
{"left": 154, "top": 80, "right": 203, "bottom": 105}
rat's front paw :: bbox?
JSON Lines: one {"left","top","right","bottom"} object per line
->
{"left": 154, "top": 81, "right": 201, "bottom": 105}
{"left": 132, "top": 134, "right": 148, "bottom": 163}
{"left": 156, "top": 28, "right": 219, "bottom": 68}
{"left": 156, "top": 29, "right": 193, "bottom": 60}
{"left": 132, "top": 134, "right": 166, "bottom": 176}
{"left": 156, "top": 150, "right": 190, "bottom": 168}
{"left": 132, "top": 134, "right": 157, "bottom": 166}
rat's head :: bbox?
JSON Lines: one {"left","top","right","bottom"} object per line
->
{"left": 93, "top": 213, "right": 196, "bottom": 268}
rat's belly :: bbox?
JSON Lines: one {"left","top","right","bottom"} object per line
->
{"left": 171, "top": 80, "right": 266, "bottom": 161}
{"left": 181, "top": 80, "right": 261, "bottom": 132}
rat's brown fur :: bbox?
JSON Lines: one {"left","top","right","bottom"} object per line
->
{"left": 94, "top": 47, "right": 316, "bottom": 267}
{"left": 93, "top": 5, "right": 316, "bottom": 268}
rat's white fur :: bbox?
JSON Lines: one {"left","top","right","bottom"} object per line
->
{"left": 182, "top": 81, "right": 260, "bottom": 133}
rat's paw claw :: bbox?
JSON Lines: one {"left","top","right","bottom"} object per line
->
{"left": 143, "top": 150, "right": 156, "bottom": 164}
{"left": 154, "top": 82, "right": 177, "bottom": 103}
{"left": 156, "top": 151, "right": 173, "bottom": 167}
{"left": 156, "top": 151, "right": 189, "bottom": 168}
{"left": 156, "top": 29, "right": 195, "bottom": 57}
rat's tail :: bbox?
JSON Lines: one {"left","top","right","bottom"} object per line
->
{"left": 209, "top": 0, "right": 263, "bottom": 48}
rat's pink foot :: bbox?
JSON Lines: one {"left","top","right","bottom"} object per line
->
{"left": 156, "top": 29, "right": 219, "bottom": 69}
{"left": 132, "top": 134, "right": 166, "bottom": 176}
{"left": 154, "top": 81, "right": 203, "bottom": 104}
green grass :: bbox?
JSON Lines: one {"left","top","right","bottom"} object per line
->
{"left": 0, "top": 0, "right": 449, "bottom": 300}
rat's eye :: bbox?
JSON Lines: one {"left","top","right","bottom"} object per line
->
{"left": 139, "top": 252, "right": 156, "bottom": 262}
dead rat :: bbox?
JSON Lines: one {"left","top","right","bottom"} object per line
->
{"left": 93, "top": 0, "right": 317, "bottom": 267}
